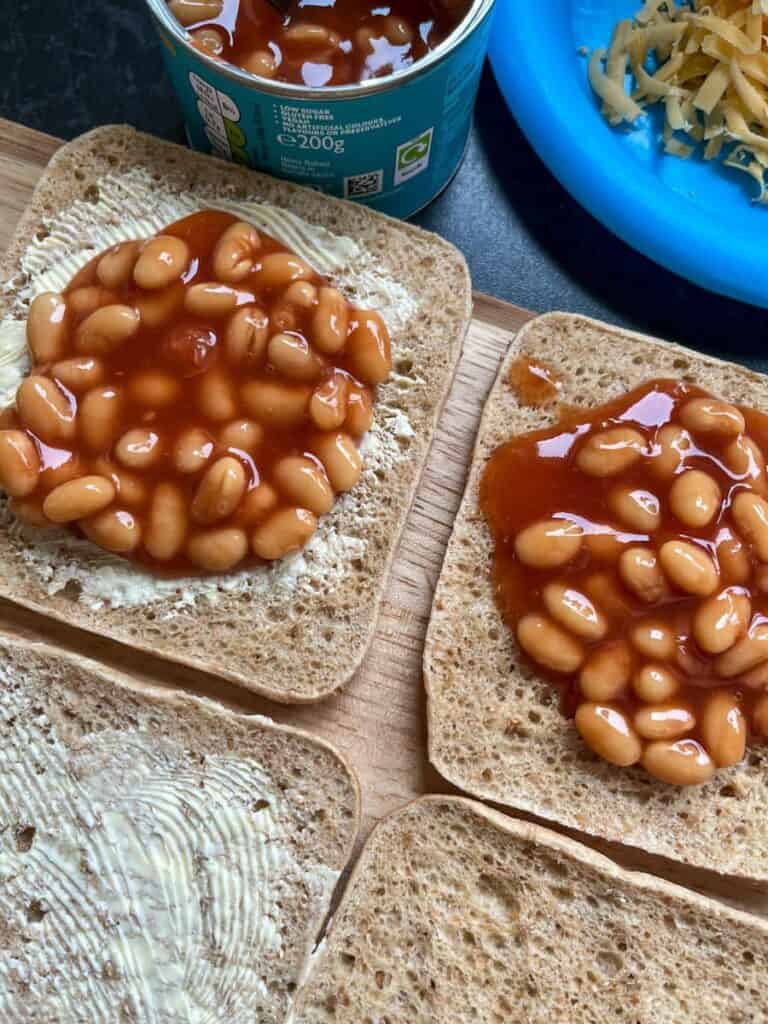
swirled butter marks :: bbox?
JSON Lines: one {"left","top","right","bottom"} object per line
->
{"left": 0, "top": 679, "right": 339, "bottom": 1021}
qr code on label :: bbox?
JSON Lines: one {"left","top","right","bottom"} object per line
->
{"left": 344, "top": 170, "right": 384, "bottom": 198}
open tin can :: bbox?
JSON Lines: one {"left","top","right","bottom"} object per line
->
{"left": 145, "top": 0, "right": 495, "bottom": 218}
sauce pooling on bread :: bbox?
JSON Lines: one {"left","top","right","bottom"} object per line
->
{"left": 482, "top": 377, "right": 768, "bottom": 785}
{"left": 0, "top": 209, "right": 391, "bottom": 575}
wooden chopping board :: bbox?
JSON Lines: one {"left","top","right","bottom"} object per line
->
{"left": 0, "top": 118, "right": 764, "bottom": 919}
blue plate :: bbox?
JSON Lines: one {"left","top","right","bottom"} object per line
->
{"left": 488, "top": 0, "right": 768, "bottom": 308}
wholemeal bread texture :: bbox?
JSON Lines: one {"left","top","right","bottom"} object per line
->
{"left": 290, "top": 795, "right": 768, "bottom": 1022}
{"left": 0, "top": 124, "right": 471, "bottom": 703}
{"left": 425, "top": 312, "right": 768, "bottom": 879}
{"left": 0, "top": 631, "right": 359, "bottom": 1021}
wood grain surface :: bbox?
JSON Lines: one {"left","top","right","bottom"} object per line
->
{"left": 1, "top": 118, "right": 766, "bottom": 921}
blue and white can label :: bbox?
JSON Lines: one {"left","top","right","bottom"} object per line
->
{"left": 150, "top": 1, "right": 494, "bottom": 219}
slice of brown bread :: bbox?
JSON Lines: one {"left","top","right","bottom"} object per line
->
{"left": 425, "top": 312, "right": 768, "bottom": 879}
{"left": 0, "top": 631, "right": 359, "bottom": 1021}
{"left": 0, "top": 124, "right": 471, "bottom": 703}
{"left": 290, "top": 795, "right": 768, "bottom": 1023}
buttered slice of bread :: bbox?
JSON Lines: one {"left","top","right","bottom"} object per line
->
{"left": 0, "top": 125, "right": 471, "bottom": 703}
{"left": 0, "top": 632, "right": 359, "bottom": 1021}
{"left": 290, "top": 796, "right": 768, "bottom": 1023}
{"left": 425, "top": 312, "right": 768, "bottom": 879}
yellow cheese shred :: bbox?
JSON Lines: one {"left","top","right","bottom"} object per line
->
{"left": 588, "top": 0, "right": 768, "bottom": 201}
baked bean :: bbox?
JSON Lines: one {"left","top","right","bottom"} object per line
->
{"left": 679, "top": 397, "right": 745, "bottom": 437}
{"left": 51, "top": 356, "right": 105, "bottom": 393}
{"left": 283, "top": 281, "right": 317, "bottom": 309}
{"left": 270, "top": 306, "right": 299, "bottom": 335}
{"left": 312, "top": 287, "right": 349, "bottom": 354}
{"left": 78, "top": 386, "right": 123, "bottom": 451}
{"left": 737, "top": 660, "right": 768, "bottom": 689}
{"left": 235, "top": 482, "right": 278, "bottom": 526}
{"left": 659, "top": 539, "right": 719, "bottom": 597}
{"left": 701, "top": 690, "right": 746, "bottom": 768}
{"left": 145, "top": 483, "right": 187, "bottom": 561}
{"left": 273, "top": 455, "right": 334, "bottom": 516}
{"left": 253, "top": 252, "right": 315, "bottom": 291}
{"left": 311, "top": 431, "right": 362, "bottom": 492}
{"left": 0, "top": 430, "right": 40, "bottom": 497}
{"left": 17, "top": 375, "right": 75, "bottom": 443}
{"left": 252, "top": 506, "right": 318, "bottom": 560}
{"left": 241, "top": 380, "right": 310, "bottom": 428}
{"left": 575, "top": 703, "right": 642, "bottom": 766}
{"left": 173, "top": 427, "right": 214, "bottom": 474}
{"left": 725, "top": 434, "right": 767, "bottom": 492}
{"left": 242, "top": 49, "right": 279, "bottom": 78}
{"left": 27, "top": 291, "right": 68, "bottom": 362}
{"left": 225, "top": 305, "right": 270, "bottom": 367}
{"left": 630, "top": 619, "right": 675, "bottom": 660}
{"left": 716, "top": 531, "right": 751, "bottom": 584}
{"left": 283, "top": 22, "right": 339, "bottom": 46}
{"left": 515, "top": 517, "right": 583, "bottom": 570}
{"left": 128, "top": 371, "right": 181, "bottom": 408}
{"left": 355, "top": 26, "right": 376, "bottom": 54}
{"left": 185, "top": 282, "right": 254, "bottom": 318}
{"left": 383, "top": 15, "right": 414, "bottom": 44}
{"left": 345, "top": 384, "right": 374, "bottom": 436}
{"left": 753, "top": 694, "right": 768, "bottom": 736}
{"left": 38, "top": 450, "right": 83, "bottom": 494}
{"left": 576, "top": 427, "right": 646, "bottom": 477}
{"left": 634, "top": 703, "right": 695, "bottom": 742}
{"left": 346, "top": 310, "right": 391, "bottom": 384}
{"left": 541, "top": 582, "right": 607, "bottom": 640}
{"left": 310, "top": 373, "right": 349, "bottom": 431}
{"left": 585, "top": 530, "right": 625, "bottom": 562}
{"left": 191, "top": 456, "right": 247, "bottom": 525}
{"left": 608, "top": 486, "right": 660, "bottom": 532}
{"left": 641, "top": 739, "right": 715, "bottom": 785}
{"left": 731, "top": 491, "right": 768, "bottom": 561}
{"left": 187, "top": 527, "right": 248, "bottom": 572}
{"left": 212, "top": 221, "right": 261, "bottom": 283}
{"left": 650, "top": 423, "right": 693, "bottom": 479}
{"left": 75, "top": 304, "right": 140, "bottom": 355}
{"left": 68, "top": 285, "right": 119, "bottom": 316}
{"left": 579, "top": 642, "right": 632, "bottom": 701}
{"left": 754, "top": 564, "right": 768, "bottom": 594}
{"left": 9, "top": 497, "right": 48, "bottom": 528}
{"left": 219, "top": 418, "right": 263, "bottom": 453}
{"left": 135, "top": 283, "right": 185, "bottom": 328}
{"left": 268, "top": 331, "right": 322, "bottom": 381}
{"left": 197, "top": 369, "right": 239, "bottom": 422}
{"left": 92, "top": 456, "right": 148, "bottom": 508}
{"left": 669, "top": 469, "right": 721, "bottom": 528}
{"left": 43, "top": 475, "right": 115, "bottom": 523}
{"left": 192, "top": 26, "right": 225, "bottom": 54}
{"left": 97, "top": 241, "right": 140, "bottom": 289}
{"left": 618, "top": 547, "right": 666, "bottom": 603}
{"left": 81, "top": 508, "right": 141, "bottom": 554}
{"left": 693, "top": 587, "right": 751, "bottom": 654}
{"left": 633, "top": 663, "right": 680, "bottom": 702}
{"left": 584, "top": 572, "right": 635, "bottom": 618}
{"left": 516, "top": 613, "right": 584, "bottom": 672}
{"left": 168, "top": 0, "right": 223, "bottom": 26}
{"left": 115, "top": 428, "right": 162, "bottom": 470}
{"left": 715, "top": 622, "right": 768, "bottom": 677}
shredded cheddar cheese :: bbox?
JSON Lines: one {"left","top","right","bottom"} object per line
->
{"left": 589, "top": 0, "right": 768, "bottom": 200}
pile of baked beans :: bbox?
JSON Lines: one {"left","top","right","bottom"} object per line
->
{"left": 0, "top": 209, "right": 390, "bottom": 573}
{"left": 481, "top": 378, "right": 768, "bottom": 786}
{"left": 168, "top": 0, "right": 470, "bottom": 87}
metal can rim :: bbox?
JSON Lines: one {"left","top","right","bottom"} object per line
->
{"left": 146, "top": 0, "right": 495, "bottom": 100}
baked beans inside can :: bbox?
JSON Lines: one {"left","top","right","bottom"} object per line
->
{"left": 146, "top": 0, "right": 496, "bottom": 218}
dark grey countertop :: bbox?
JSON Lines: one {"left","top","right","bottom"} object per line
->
{"left": 3, "top": 0, "right": 766, "bottom": 366}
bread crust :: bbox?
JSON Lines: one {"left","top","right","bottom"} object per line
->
{"left": 425, "top": 311, "right": 768, "bottom": 879}
{"left": 0, "top": 125, "right": 471, "bottom": 703}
